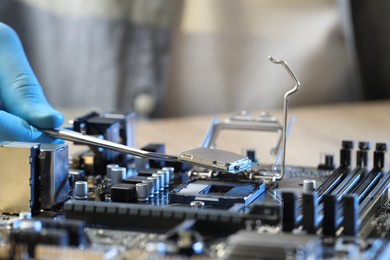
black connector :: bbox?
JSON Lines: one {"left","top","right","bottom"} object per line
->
{"left": 302, "top": 192, "right": 319, "bottom": 234}
{"left": 323, "top": 195, "right": 339, "bottom": 237}
{"left": 357, "top": 141, "right": 370, "bottom": 168}
{"left": 373, "top": 143, "right": 387, "bottom": 169}
{"left": 342, "top": 195, "right": 359, "bottom": 238}
{"left": 340, "top": 140, "right": 354, "bottom": 167}
{"left": 282, "top": 192, "right": 298, "bottom": 232}
{"left": 318, "top": 154, "right": 335, "bottom": 170}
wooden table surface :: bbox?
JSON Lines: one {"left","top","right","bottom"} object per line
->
{"left": 63, "top": 101, "right": 390, "bottom": 168}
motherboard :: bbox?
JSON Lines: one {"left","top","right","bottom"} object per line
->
{"left": 0, "top": 109, "right": 389, "bottom": 260}
{"left": 0, "top": 58, "right": 389, "bottom": 259}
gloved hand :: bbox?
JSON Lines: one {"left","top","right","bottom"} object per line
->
{"left": 0, "top": 23, "right": 64, "bottom": 143}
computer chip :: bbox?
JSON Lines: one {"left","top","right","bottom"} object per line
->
{"left": 179, "top": 147, "right": 254, "bottom": 174}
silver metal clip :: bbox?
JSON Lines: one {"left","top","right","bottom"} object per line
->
{"left": 269, "top": 56, "right": 300, "bottom": 180}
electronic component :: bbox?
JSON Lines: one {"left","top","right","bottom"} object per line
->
{"left": 124, "top": 176, "right": 148, "bottom": 185}
{"left": 202, "top": 112, "right": 284, "bottom": 167}
{"left": 0, "top": 142, "right": 69, "bottom": 213}
{"left": 10, "top": 228, "right": 69, "bottom": 258}
{"left": 157, "top": 169, "right": 170, "bottom": 188}
{"left": 170, "top": 180, "right": 265, "bottom": 207}
{"left": 111, "top": 183, "right": 137, "bottom": 203}
{"left": 36, "top": 218, "right": 87, "bottom": 247}
{"left": 73, "top": 111, "right": 136, "bottom": 164}
{"left": 162, "top": 166, "right": 175, "bottom": 183}
{"left": 225, "top": 231, "right": 315, "bottom": 259}
{"left": 146, "top": 177, "right": 158, "bottom": 196}
{"left": 303, "top": 179, "right": 316, "bottom": 192}
{"left": 135, "top": 183, "right": 148, "bottom": 201}
{"left": 141, "top": 143, "right": 165, "bottom": 168}
{"left": 0, "top": 142, "right": 40, "bottom": 213}
{"left": 318, "top": 154, "right": 335, "bottom": 170}
{"left": 179, "top": 147, "right": 253, "bottom": 174}
{"left": 7, "top": 218, "right": 87, "bottom": 259}
{"left": 63, "top": 200, "right": 270, "bottom": 234}
{"left": 2, "top": 130, "right": 390, "bottom": 260}
{"left": 152, "top": 173, "right": 163, "bottom": 192}
{"left": 110, "top": 167, "right": 126, "bottom": 185}
{"left": 106, "top": 163, "right": 119, "bottom": 179}
{"left": 74, "top": 181, "right": 88, "bottom": 200}
{"left": 2, "top": 57, "right": 390, "bottom": 259}
{"left": 38, "top": 144, "right": 70, "bottom": 210}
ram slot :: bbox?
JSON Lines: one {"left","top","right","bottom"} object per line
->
{"left": 322, "top": 167, "right": 366, "bottom": 236}
{"left": 359, "top": 172, "right": 390, "bottom": 228}
{"left": 283, "top": 166, "right": 350, "bottom": 233}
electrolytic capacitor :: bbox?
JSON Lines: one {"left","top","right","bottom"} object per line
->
{"left": 142, "top": 180, "right": 154, "bottom": 197}
{"left": 157, "top": 170, "right": 169, "bottom": 188}
{"left": 303, "top": 179, "right": 316, "bottom": 193}
{"left": 106, "top": 164, "right": 119, "bottom": 179}
{"left": 74, "top": 181, "right": 88, "bottom": 200}
{"left": 162, "top": 167, "right": 175, "bottom": 182}
{"left": 153, "top": 173, "right": 164, "bottom": 191}
{"left": 157, "top": 173, "right": 165, "bottom": 191}
{"left": 111, "top": 167, "right": 126, "bottom": 185}
{"left": 149, "top": 176, "right": 160, "bottom": 194}
{"left": 136, "top": 183, "right": 149, "bottom": 202}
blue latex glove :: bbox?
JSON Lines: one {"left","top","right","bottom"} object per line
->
{"left": 0, "top": 23, "right": 64, "bottom": 143}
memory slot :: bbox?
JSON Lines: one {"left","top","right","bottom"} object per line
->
{"left": 322, "top": 167, "right": 383, "bottom": 237}
{"left": 351, "top": 169, "right": 383, "bottom": 203}
{"left": 322, "top": 167, "right": 365, "bottom": 236}
{"left": 342, "top": 172, "right": 390, "bottom": 237}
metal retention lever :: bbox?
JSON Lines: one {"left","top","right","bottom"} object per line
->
{"left": 269, "top": 56, "right": 300, "bottom": 180}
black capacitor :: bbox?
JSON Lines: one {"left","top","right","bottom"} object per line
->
{"left": 124, "top": 176, "right": 148, "bottom": 185}
{"left": 111, "top": 183, "right": 137, "bottom": 203}
{"left": 137, "top": 168, "right": 160, "bottom": 177}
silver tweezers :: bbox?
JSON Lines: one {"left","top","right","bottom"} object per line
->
{"left": 43, "top": 128, "right": 179, "bottom": 162}
{"left": 43, "top": 128, "right": 253, "bottom": 174}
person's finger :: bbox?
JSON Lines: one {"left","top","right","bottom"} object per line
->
{"left": 0, "top": 110, "right": 62, "bottom": 143}
{"left": 0, "top": 22, "right": 64, "bottom": 128}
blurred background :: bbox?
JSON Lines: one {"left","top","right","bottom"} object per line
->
{"left": 0, "top": 0, "right": 389, "bottom": 118}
